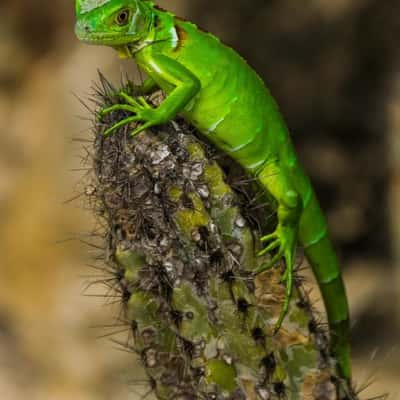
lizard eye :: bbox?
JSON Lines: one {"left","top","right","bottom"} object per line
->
{"left": 116, "top": 9, "right": 130, "bottom": 26}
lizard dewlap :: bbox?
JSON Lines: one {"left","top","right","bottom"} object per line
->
{"left": 75, "top": 0, "right": 352, "bottom": 387}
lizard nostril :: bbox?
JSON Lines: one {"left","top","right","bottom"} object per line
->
{"left": 84, "top": 25, "right": 90, "bottom": 33}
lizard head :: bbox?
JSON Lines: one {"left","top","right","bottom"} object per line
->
{"left": 75, "top": 0, "right": 154, "bottom": 47}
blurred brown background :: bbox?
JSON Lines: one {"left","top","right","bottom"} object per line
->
{"left": 0, "top": 0, "right": 399, "bottom": 399}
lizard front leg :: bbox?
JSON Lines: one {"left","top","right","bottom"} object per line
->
{"left": 255, "top": 158, "right": 303, "bottom": 332}
{"left": 100, "top": 54, "right": 201, "bottom": 137}
{"left": 131, "top": 76, "right": 159, "bottom": 96}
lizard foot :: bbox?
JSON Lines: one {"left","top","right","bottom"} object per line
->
{"left": 255, "top": 225, "right": 297, "bottom": 332}
{"left": 98, "top": 92, "right": 165, "bottom": 137}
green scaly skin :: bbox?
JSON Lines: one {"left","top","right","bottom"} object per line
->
{"left": 75, "top": 0, "right": 352, "bottom": 382}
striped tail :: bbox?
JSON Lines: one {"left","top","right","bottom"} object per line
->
{"left": 299, "top": 190, "right": 352, "bottom": 381}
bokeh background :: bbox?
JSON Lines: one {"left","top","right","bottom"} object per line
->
{"left": 0, "top": 0, "right": 399, "bottom": 399}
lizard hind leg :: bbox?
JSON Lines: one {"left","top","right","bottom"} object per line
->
{"left": 254, "top": 160, "right": 303, "bottom": 331}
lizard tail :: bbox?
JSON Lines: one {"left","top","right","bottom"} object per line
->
{"left": 299, "top": 190, "right": 352, "bottom": 381}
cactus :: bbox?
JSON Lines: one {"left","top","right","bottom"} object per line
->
{"left": 82, "top": 74, "right": 352, "bottom": 400}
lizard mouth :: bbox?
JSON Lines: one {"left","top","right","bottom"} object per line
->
{"left": 74, "top": 21, "right": 139, "bottom": 46}
{"left": 76, "top": 31, "right": 137, "bottom": 45}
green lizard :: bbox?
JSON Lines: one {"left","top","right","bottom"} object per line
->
{"left": 75, "top": 0, "right": 352, "bottom": 383}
